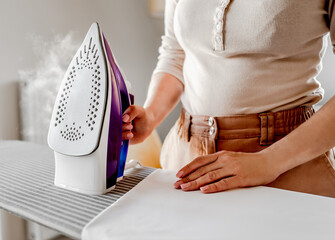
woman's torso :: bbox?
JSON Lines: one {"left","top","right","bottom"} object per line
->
{"left": 174, "top": 0, "right": 329, "bottom": 116}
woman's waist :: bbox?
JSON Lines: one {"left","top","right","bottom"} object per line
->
{"left": 180, "top": 88, "right": 322, "bottom": 116}
{"left": 182, "top": 60, "right": 323, "bottom": 115}
{"left": 178, "top": 105, "right": 315, "bottom": 146}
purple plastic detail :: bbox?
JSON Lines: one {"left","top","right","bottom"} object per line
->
{"left": 103, "top": 36, "right": 123, "bottom": 189}
{"left": 103, "top": 34, "right": 131, "bottom": 179}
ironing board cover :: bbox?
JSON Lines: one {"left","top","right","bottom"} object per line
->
{"left": 0, "top": 141, "right": 155, "bottom": 239}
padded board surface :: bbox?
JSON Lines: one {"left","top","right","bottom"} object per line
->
{"left": 48, "top": 23, "right": 108, "bottom": 156}
{"left": 0, "top": 141, "right": 155, "bottom": 239}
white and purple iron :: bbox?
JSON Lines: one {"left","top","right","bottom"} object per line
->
{"left": 48, "top": 23, "right": 132, "bottom": 195}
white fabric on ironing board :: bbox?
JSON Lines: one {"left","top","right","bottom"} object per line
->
{"left": 82, "top": 170, "right": 335, "bottom": 240}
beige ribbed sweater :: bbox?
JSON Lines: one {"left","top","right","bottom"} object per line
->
{"left": 153, "top": 0, "right": 335, "bottom": 116}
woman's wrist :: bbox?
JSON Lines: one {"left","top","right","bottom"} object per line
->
{"left": 258, "top": 148, "right": 284, "bottom": 179}
{"left": 249, "top": 149, "right": 282, "bottom": 181}
{"left": 143, "top": 72, "right": 184, "bottom": 130}
{"left": 260, "top": 98, "right": 335, "bottom": 176}
{"left": 144, "top": 106, "right": 158, "bottom": 132}
{"left": 260, "top": 137, "right": 308, "bottom": 178}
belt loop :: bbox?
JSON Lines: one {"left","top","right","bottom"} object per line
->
{"left": 267, "top": 113, "right": 275, "bottom": 144}
{"left": 259, "top": 112, "right": 275, "bottom": 145}
{"left": 184, "top": 111, "right": 192, "bottom": 142}
{"left": 213, "top": 117, "right": 219, "bottom": 141}
{"left": 178, "top": 108, "right": 192, "bottom": 142}
{"left": 259, "top": 114, "right": 268, "bottom": 146}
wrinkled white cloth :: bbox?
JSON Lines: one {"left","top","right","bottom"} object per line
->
{"left": 82, "top": 170, "right": 335, "bottom": 240}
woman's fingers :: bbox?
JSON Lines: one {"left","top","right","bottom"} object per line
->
{"left": 174, "top": 161, "right": 222, "bottom": 189}
{"left": 122, "top": 131, "right": 133, "bottom": 140}
{"left": 174, "top": 150, "right": 279, "bottom": 194}
{"left": 121, "top": 122, "right": 133, "bottom": 140}
{"left": 121, "top": 106, "right": 138, "bottom": 140}
{"left": 123, "top": 105, "right": 144, "bottom": 123}
{"left": 200, "top": 176, "right": 241, "bottom": 194}
{"left": 122, "top": 123, "right": 133, "bottom": 131}
{"left": 119, "top": 105, "right": 155, "bottom": 144}
{"left": 179, "top": 168, "right": 234, "bottom": 191}
{"left": 176, "top": 152, "right": 222, "bottom": 178}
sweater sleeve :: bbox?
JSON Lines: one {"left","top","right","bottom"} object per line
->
{"left": 327, "top": 0, "right": 335, "bottom": 53}
{"left": 152, "top": 0, "right": 185, "bottom": 84}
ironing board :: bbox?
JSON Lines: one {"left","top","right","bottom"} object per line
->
{"left": 0, "top": 141, "right": 155, "bottom": 239}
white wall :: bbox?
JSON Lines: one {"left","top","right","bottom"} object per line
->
{"left": 0, "top": 82, "right": 20, "bottom": 140}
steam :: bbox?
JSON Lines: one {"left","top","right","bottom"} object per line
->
{"left": 19, "top": 33, "right": 79, "bottom": 144}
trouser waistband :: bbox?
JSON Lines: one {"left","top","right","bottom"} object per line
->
{"left": 178, "top": 106, "right": 315, "bottom": 146}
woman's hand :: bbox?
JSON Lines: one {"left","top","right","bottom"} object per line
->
{"left": 122, "top": 73, "right": 184, "bottom": 145}
{"left": 122, "top": 105, "right": 155, "bottom": 144}
{"left": 173, "top": 96, "right": 335, "bottom": 194}
{"left": 174, "top": 150, "right": 281, "bottom": 194}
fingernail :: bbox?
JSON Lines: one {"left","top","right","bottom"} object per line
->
{"left": 180, "top": 183, "right": 190, "bottom": 189}
{"left": 176, "top": 170, "right": 184, "bottom": 178}
{"left": 122, "top": 114, "right": 129, "bottom": 122}
{"left": 200, "top": 186, "right": 209, "bottom": 192}
{"left": 126, "top": 124, "right": 133, "bottom": 130}
{"left": 127, "top": 132, "right": 133, "bottom": 139}
{"left": 174, "top": 180, "right": 182, "bottom": 189}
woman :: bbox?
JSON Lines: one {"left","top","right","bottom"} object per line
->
{"left": 122, "top": 0, "right": 335, "bottom": 197}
